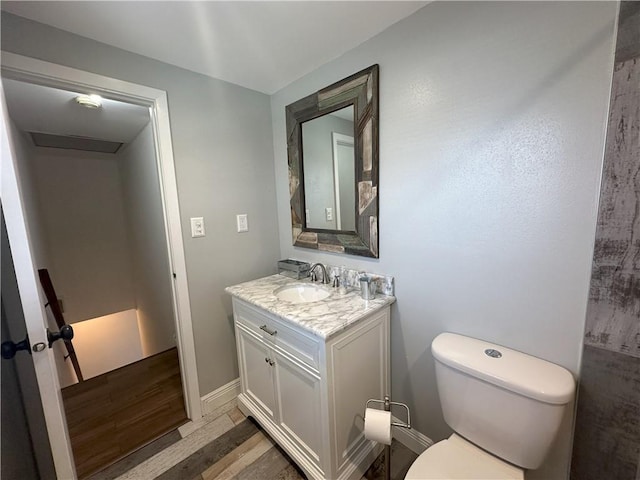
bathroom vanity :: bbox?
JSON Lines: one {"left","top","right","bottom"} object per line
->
{"left": 226, "top": 274, "right": 394, "bottom": 480}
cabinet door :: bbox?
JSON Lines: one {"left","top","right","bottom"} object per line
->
{"left": 237, "top": 327, "right": 277, "bottom": 420}
{"left": 274, "top": 350, "right": 323, "bottom": 466}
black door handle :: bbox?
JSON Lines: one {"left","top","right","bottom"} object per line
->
{"left": 47, "top": 324, "right": 74, "bottom": 348}
{"left": 1, "top": 337, "right": 31, "bottom": 359}
{"left": 2, "top": 325, "right": 75, "bottom": 359}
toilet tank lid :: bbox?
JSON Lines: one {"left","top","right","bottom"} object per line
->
{"left": 432, "top": 333, "right": 575, "bottom": 405}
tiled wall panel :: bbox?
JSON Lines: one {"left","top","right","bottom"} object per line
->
{"left": 584, "top": 3, "right": 640, "bottom": 357}
{"left": 572, "top": 346, "right": 640, "bottom": 480}
{"left": 572, "top": 3, "right": 640, "bottom": 479}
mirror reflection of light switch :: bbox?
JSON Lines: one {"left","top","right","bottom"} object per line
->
{"left": 236, "top": 214, "right": 249, "bottom": 233}
{"left": 326, "top": 207, "right": 333, "bottom": 221}
{"left": 190, "top": 217, "right": 205, "bottom": 237}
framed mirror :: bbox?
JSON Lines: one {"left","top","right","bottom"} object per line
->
{"left": 286, "top": 64, "right": 379, "bottom": 258}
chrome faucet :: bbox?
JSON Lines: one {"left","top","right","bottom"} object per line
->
{"left": 309, "top": 263, "right": 329, "bottom": 284}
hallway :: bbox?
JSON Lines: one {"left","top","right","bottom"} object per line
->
{"left": 62, "top": 348, "right": 187, "bottom": 478}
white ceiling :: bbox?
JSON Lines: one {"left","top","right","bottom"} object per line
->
{"left": 3, "top": 78, "right": 150, "bottom": 143}
{"left": 1, "top": 1, "right": 427, "bottom": 94}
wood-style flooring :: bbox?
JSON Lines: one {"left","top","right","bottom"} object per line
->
{"left": 88, "top": 398, "right": 418, "bottom": 480}
{"left": 62, "top": 348, "right": 188, "bottom": 478}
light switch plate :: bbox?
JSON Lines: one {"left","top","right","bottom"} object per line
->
{"left": 236, "top": 214, "right": 248, "bottom": 233}
{"left": 326, "top": 207, "right": 333, "bottom": 221}
{"left": 190, "top": 217, "right": 205, "bottom": 237}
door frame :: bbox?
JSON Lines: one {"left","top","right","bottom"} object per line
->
{"left": 331, "top": 132, "right": 354, "bottom": 231}
{"left": 1, "top": 52, "right": 202, "bottom": 475}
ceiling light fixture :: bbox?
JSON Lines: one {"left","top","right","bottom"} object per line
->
{"left": 75, "top": 94, "right": 102, "bottom": 109}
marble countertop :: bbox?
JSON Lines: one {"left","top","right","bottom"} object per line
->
{"left": 225, "top": 274, "right": 396, "bottom": 340}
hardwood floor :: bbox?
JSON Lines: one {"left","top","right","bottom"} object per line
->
{"left": 62, "top": 348, "right": 188, "bottom": 478}
{"left": 88, "top": 398, "right": 418, "bottom": 480}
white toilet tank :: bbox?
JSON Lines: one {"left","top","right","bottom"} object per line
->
{"left": 432, "top": 333, "right": 575, "bottom": 470}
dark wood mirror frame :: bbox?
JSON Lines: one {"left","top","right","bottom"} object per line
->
{"left": 286, "top": 64, "right": 379, "bottom": 258}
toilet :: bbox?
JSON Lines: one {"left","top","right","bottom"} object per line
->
{"left": 405, "top": 332, "right": 575, "bottom": 479}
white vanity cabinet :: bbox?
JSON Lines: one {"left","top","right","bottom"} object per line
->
{"left": 232, "top": 297, "right": 390, "bottom": 480}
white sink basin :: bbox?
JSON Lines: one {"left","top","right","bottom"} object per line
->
{"left": 274, "top": 283, "right": 331, "bottom": 304}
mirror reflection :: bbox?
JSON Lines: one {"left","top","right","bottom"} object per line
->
{"left": 286, "top": 64, "right": 378, "bottom": 258}
{"left": 301, "top": 105, "right": 355, "bottom": 231}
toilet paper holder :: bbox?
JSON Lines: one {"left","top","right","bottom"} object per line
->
{"left": 365, "top": 396, "right": 411, "bottom": 480}
{"left": 366, "top": 396, "right": 411, "bottom": 430}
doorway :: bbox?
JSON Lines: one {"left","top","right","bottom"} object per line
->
{"left": 1, "top": 53, "right": 201, "bottom": 478}
{"left": 2, "top": 78, "right": 178, "bottom": 381}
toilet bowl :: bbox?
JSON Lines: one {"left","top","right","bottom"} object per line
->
{"left": 404, "top": 333, "right": 574, "bottom": 480}
{"left": 405, "top": 434, "right": 523, "bottom": 480}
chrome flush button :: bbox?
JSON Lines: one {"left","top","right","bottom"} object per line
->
{"left": 484, "top": 348, "right": 502, "bottom": 358}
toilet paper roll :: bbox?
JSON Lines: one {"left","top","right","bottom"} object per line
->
{"left": 364, "top": 408, "right": 392, "bottom": 445}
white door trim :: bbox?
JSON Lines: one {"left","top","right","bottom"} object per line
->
{"left": 1, "top": 51, "right": 202, "bottom": 420}
{"left": 331, "top": 132, "right": 354, "bottom": 231}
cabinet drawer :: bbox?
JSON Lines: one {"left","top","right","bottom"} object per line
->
{"left": 233, "top": 299, "right": 320, "bottom": 371}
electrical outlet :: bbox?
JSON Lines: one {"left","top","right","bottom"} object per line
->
{"left": 190, "top": 217, "right": 205, "bottom": 237}
{"left": 236, "top": 214, "right": 249, "bottom": 233}
{"left": 326, "top": 207, "right": 333, "bottom": 221}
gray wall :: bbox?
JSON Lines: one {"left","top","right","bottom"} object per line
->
{"left": 30, "top": 147, "right": 136, "bottom": 324}
{"left": 271, "top": 2, "right": 617, "bottom": 478}
{"left": 119, "top": 122, "right": 176, "bottom": 357}
{"left": 1, "top": 12, "right": 280, "bottom": 396}
{"left": 571, "top": 2, "right": 640, "bottom": 478}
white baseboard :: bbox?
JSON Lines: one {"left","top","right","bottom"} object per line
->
{"left": 201, "top": 378, "right": 241, "bottom": 416}
{"left": 392, "top": 415, "right": 433, "bottom": 455}
{"left": 199, "top": 383, "right": 432, "bottom": 456}
{"left": 179, "top": 378, "right": 241, "bottom": 438}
